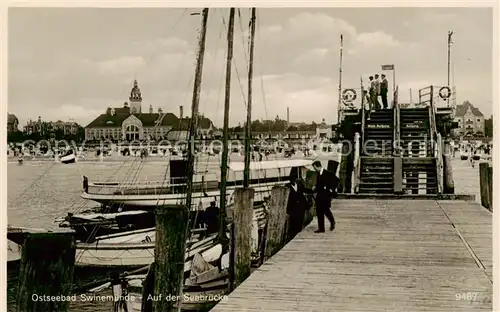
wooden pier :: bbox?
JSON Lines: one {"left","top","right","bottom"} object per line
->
{"left": 212, "top": 198, "right": 492, "bottom": 311}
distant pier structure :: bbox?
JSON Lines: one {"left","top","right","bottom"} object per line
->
{"left": 335, "top": 84, "right": 457, "bottom": 195}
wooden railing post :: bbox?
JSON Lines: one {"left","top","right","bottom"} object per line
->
{"left": 16, "top": 230, "right": 76, "bottom": 312}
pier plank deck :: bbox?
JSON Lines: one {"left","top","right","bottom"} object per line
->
{"left": 213, "top": 199, "right": 492, "bottom": 312}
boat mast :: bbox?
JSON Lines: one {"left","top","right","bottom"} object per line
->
{"left": 243, "top": 8, "right": 256, "bottom": 188}
{"left": 218, "top": 8, "right": 235, "bottom": 244}
{"left": 185, "top": 8, "right": 209, "bottom": 210}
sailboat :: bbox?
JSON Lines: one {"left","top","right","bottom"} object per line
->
{"left": 74, "top": 8, "right": 299, "bottom": 311}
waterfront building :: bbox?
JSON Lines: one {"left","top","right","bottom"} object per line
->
{"left": 84, "top": 80, "right": 214, "bottom": 141}
{"left": 7, "top": 114, "right": 19, "bottom": 133}
{"left": 316, "top": 119, "right": 333, "bottom": 139}
{"left": 22, "top": 117, "right": 80, "bottom": 137}
{"left": 453, "top": 101, "right": 485, "bottom": 136}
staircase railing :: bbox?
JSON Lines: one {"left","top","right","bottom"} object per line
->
{"left": 428, "top": 86, "right": 444, "bottom": 194}
{"left": 352, "top": 132, "right": 361, "bottom": 193}
{"left": 393, "top": 90, "right": 401, "bottom": 156}
{"left": 360, "top": 86, "right": 366, "bottom": 149}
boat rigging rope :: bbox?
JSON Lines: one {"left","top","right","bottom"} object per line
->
{"left": 63, "top": 9, "right": 190, "bottom": 217}
{"left": 75, "top": 9, "right": 213, "bottom": 264}
{"left": 11, "top": 160, "right": 58, "bottom": 207}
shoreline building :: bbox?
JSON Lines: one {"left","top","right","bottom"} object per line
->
{"left": 7, "top": 114, "right": 19, "bottom": 133}
{"left": 84, "top": 80, "right": 214, "bottom": 141}
{"left": 452, "top": 101, "right": 485, "bottom": 137}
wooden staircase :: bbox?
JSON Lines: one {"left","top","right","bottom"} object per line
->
{"left": 364, "top": 110, "right": 394, "bottom": 157}
{"left": 359, "top": 109, "right": 395, "bottom": 194}
{"left": 399, "top": 108, "right": 432, "bottom": 157}
{"left": 356, "top": 101, "right": 440, "bottom": 195}
{"left": 402, "top": 157, "right": 438, "bottom": 194}
{"left": 359, "top": 157, "right": 394, "bottom": 194}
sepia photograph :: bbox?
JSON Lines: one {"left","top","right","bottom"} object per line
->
{"left": 4, "top": 3, "right": 495, "bottom": 312}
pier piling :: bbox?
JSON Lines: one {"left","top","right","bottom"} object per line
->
{"left": 16, "top": 230, "right": 76, "bottom": 312}
{"left": 153, "top": 205, "right": 189, "bottom": 312}
{"left": 231, "top": 188, "right": 255, "bottom": 289}
{"left": 264, "top": 185, "right": 290, "bottom": 261}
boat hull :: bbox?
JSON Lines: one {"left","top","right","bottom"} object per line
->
{"left": 75, "top": 219, "right": 261, "bottom": 268}
{"left": 61, "top": 154, "right": 76, "bottom": 164}
{"left": 82, "top": 181, "right": 283, "bottom": 208}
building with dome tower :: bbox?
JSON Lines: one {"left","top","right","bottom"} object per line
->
{"left": 84, "top": 80, "right": 214, "bottom": 142}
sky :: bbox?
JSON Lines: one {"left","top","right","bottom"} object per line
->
{"left": 8, "top": 7, "right": 493, "bottom": 128}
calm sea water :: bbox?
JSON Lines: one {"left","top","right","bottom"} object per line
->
{"left": 6, "top": 155, "right": 483, "bottom": 311}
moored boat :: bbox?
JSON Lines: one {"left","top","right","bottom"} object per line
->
{"left": 60, "top": 149, "right": 77, "bottom": 164}
{"left": 81, "top": 159, "right": 312, "bottom": 210}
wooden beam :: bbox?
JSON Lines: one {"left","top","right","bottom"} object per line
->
{"left": 153, "top": 205, "right": 189, "bottom": 312}
{"left": 393, "top": 156, "right": 403, "bottom": 193}
{"left": 264, "top": 185, "right": 290, "bottom": 261}
{"left": 232, "top": 187, "right": 255, "bottom": 288}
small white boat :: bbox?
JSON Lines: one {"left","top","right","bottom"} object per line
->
{"left": 60, "top": 150, "right": 77, "bottom": 164}
{"left": 75, "top": 213, "right": 263, "bottom": 268}
{"left": 75, "top": 230, "right": 225, "bottom": 268}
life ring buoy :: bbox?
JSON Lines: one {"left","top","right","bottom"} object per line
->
{"left": 439, "top": 86, "right": 451, "bottom": 99}
{"left": 342, "top": 89, "right": 357, "bottom": 105}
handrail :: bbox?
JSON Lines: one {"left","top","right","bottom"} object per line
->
{"left": 392, "top": 86, "right": 400, "bottom": 156}
{"left": 428, "top": 86, "right": 444, "bottom": 194}
{"left": 360, "top": 88, "right": 366, "bottom": 152}
{"left": 352, "top": 132, "right": 361, "bottom": 193}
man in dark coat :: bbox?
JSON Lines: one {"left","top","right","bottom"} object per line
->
{"left": 286, "top": 175, "right": 310, "bottom": 241}
{"left": 204, "top": 201, "right": 220, "bottom": 234}
{"left": 311, "top": 160, "right": 338, "bottom": 233}
{"left": 380, "top": 74, "right": 389, "bottom": 109}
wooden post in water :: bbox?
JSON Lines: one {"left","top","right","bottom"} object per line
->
{"left": 479, "top": 163, "right": 492, "bottom": 211}
{"left": 442, "top": 141, "right": 455, "bottom": 194}
{"left": 264, "top": 185, "right": 290, "bottom": 261}
{"left": 153, "top": 206, "right": 189, "bottom": 312}
{"left": 231, "top": 188, "right": 255, "bottom": 289}
{"left": 16, "top": 230, "right": 76, "bottom": 312}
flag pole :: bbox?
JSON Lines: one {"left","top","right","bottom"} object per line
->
{"left": 447, "top": 30, "right": 453, "bottom": 107}
{"left": 337, "top": 34, "right": 343, "bottom": 123}
{"left": 392, "top": 66, "right": 396, "bottom": 104}
{"left": 447, "top": 31, "right": 453, "bottom": 86}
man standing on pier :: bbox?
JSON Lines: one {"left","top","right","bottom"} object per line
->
{"left": 380, "top": 74, "right": 389, "bottom": 109}
{"left": 374, "top": 74, "right": 382, "bottom": 109}
{"left": 310, "top": 161, "right": 338, "bottom": 233}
